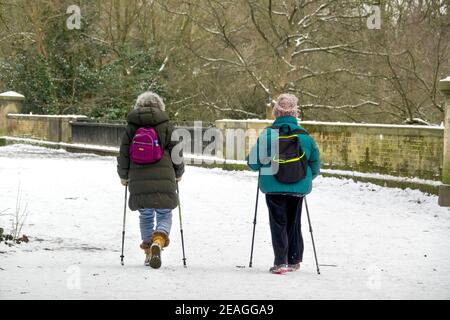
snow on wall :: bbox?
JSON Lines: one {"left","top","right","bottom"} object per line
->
{"left": 7, "top": 113, "right": 87, "bottom": 118}
{"left": 0, "top": 91, "right": 25, "bottom": 99}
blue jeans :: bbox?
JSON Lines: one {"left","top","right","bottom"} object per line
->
{"left": 138, "top": 208, "right": 173, "bottom": 242}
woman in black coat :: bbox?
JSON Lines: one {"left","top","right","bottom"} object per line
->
{"left": 117, "top": 92, "right": 184, "bottom": 269}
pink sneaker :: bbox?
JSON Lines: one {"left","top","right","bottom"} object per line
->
{"left": 286, "top": 263, "right": 300, "bottom": 272}
{"left": 269, "top": 265, "right": 288, "bottom": 274}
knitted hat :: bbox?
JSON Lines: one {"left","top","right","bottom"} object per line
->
{"left": 134, "top": 91, "right": 165, "bottom": 111}
{"left": 272, "top": 93, "right": 299, "bottom": 118}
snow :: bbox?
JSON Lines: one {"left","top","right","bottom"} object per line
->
{"left": 158, "top": 56, "right": 169, "bottom": 73}
{"left": 217, "top": 119, "right": 273, "bottom": 123}
{"left": 1, "top": 144, "right": 450, "bottom": 299}
{"left": 216, "top": 119, "right": 444, "bottom": 129}
{"left": 300, "top": 120, "right": 444, "bottom": 130}
{"left": 0, "top": 91, "right": 25, "bottom": 98}
{"left": 7, "top": 114, "right": 87, "bottom": 119}
{"left": 320, "top": 169, "right": 442, "bottom": 187}
{"left": 0, "top": 137, "right": 120, "bottom": 155}
{"left": 183, "top": 153, "right": 247, "bottom": 165}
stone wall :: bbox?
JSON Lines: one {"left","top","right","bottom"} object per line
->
{"left": 6, "top": 114, "right": 87, "bottom": 143}
{"left": 2, "top": 113, "right": 445, "bottom": 182}
{"left": 71, "top": 121, "right": 126, "bottom": 147}
{"left": 216, "top": 119, "right": 444, "bottom": 181}
{"left": 70, "top": 121, "right": 217, "bottom": 154}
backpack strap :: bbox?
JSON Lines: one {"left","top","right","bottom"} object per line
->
{"left": 260, "top": 125, "right": 308, "bottom": 162}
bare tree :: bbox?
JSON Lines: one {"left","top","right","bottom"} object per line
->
{"left": 158, "top": 0, "right": 386, "bottom": 119}
{"left": 1, "top": 0, "right": 448, "bottom": 123}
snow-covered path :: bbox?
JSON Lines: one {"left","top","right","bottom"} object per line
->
{"left": 1, "top": 144, "right": 450, "bottom": 299}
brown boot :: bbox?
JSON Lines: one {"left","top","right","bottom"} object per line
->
{"left": 149, "top": 231, "right": 170, "bottom": 269}
{"left": 140, "top": 242, "right": 152, "bottom": 266}
{"left": 151, "top": 231, "right": 170, "bottom": 248}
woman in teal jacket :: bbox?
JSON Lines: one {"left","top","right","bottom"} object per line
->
{"left": 247, "top": 93, "right": 320, "bottom": 274}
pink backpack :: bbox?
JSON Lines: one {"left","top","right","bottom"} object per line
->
{"left": 129, "top": 127, "right": 163, "bottom": 164}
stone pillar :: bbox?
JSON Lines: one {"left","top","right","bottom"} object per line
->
{"left": 0, "top": 91, "right": 25, "bottom": 136}
{"left": 439, "top": 76, "right": 450, "bottom": 206}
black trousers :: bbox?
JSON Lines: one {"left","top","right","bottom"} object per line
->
{"left": 265, "top": 194, "right": 304, "bottom": 266}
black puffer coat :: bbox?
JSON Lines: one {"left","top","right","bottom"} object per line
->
{"left": 117, "top": 107, "right": 184, "bottom": 210}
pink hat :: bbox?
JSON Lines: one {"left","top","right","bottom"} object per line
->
{"left": 272, "top": 93, "right": 299, "bottom": 118}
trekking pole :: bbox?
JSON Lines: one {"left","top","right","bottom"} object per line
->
{"left": 249, "top": 170, "right": 261, "bottom": 268}
{"left": 304, "top": 197, "right": 320, "bottom": 275}
{"left": 176, "top": 181, "right": 187, "bottom": 268}
{"left": 120, "top": 185, "right": 128, "bottom": 266}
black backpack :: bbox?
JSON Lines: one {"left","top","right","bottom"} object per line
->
{"left": 269, "top": 125, "right": 309, "bottom": 184}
